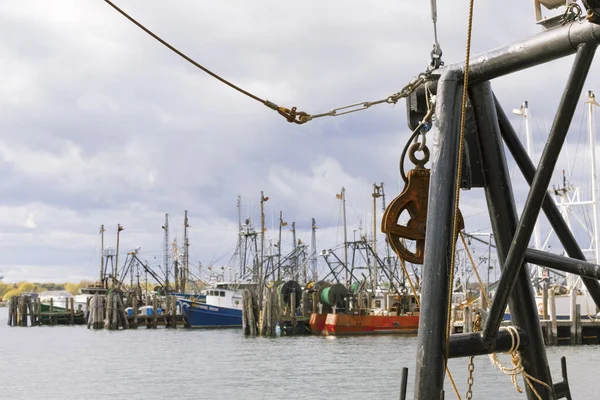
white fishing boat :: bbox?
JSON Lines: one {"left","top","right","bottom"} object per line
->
{"left": 38, "top": 290, "right": 73, "bottom": 309}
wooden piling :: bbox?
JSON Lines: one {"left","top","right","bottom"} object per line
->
{"left": 17, "top": 296, "right": 24, "bottom": 326}
{"left": 152, "top": 295, "right": 158, "bottom": 329}
{"left": 263, "top": 290, "right": 271, "bottom": 336}
{"left": 301, "top": 291, "right": 309, "bottom": 317}
{"left": 449, "top": 305, "right": 457, "bottom": 334}
{"left": 172, "top": 296, "right": 177, "bottom": 329}
{"left": 570, "top": 289, "right": 577, "bottom": 345}
{"left": 272, "top": 288, "right": 279, "bottom": 336}
{"left": 36, "top": 298, "right": 41, "bottom": 325}
{"left": 112, "top": 293, "right": 119, "bottom": 329}
{"left": 464, "top": 306, "right": 472, "bottom": 333}
{"left": 120, "top": 294, "right": 130, "bottom": 329}
{"left": 291, "top": 291, "right": 297, "bottom": 335}
{"left": 132, "top": 295, "right": 138, "bottom": 329}
{"left": 27, "top": 296, "right": 35, "bottom": 326}
{"left": 542, "top": 282, "right": 549, "bottom": 320}
{"left": 248, "top": 290, "right": 257, "bottom": 336}
{"left": 12, "top": 296, "right": 18, "bottom": 326}
{"left": 549, "top": 289, "right": 558, "bottom": 345}
{"left": 89, "top": 293, "right": 104, "bottom": 329}
{"left": 7, "top": 296, "right": 14, "bottom": 326}
{"left": 105, "top": 293, "right": 112, "bottom": 329}
{"left": 70, "top": 298, "right": 75, "bottom": 325}
{"left": 145, "top": 294, "right": 150, "bottom": 329}
{"left": 576, "top": 304, "right": 582, "bottom": 345}
{"left": 242, "top": 290, "right": 249, "bottom": 335}
{"left": 49, "top": 298, "right": 55, "bottom": 326}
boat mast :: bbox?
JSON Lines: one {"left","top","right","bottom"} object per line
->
{"left": 587, "top": 90, "right": 600, "bottom": 264}
{"left": 514, "top": 101, "right": 543, "bottom": 277}
{"left": 259, "top": 192, "right": 268, "bottom": 307}
{"left": 341, "top": 187, "right": 348, "bottom": 286}
{"left": 311, "top": 218, "right": 318, "bottom": 281}
{"left": 99, "top": 225, "right": 105, "bottom": 288}
{"left": 291, "top": 221, "right": 297, "bottom": 280}
{"left": 278, "top": 211, "right": 285, "bottom": 281}
{"left": 183, "top": 210, "right": 190, "bottom": 293}
{"left": 162, "top": 214, "right": 170, "bottom": 291}
{"left": 373, "top": 183, "right": 384, "bottom": 289}
{"left": 115, "top": 224, "right": 123, "bottom": 288}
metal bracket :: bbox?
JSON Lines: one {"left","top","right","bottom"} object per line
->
{"left": 553, "top": 356, "right": 572, "bottom": 399}
{"left": 460, "top": 102, "right": 486, "bottom": 189}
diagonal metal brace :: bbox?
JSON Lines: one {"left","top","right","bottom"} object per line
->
{"left": 483, "top": 43, "right": 597, "bottom": 343}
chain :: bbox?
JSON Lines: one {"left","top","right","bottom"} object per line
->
{"left": 465, "top": 310, "right": 481, "bottom": 400}
{"left": 300, "top": 72, "right": 430, "bottom": 123}
{"left": 466, "top": 358, "right": 475, "bottom": 400}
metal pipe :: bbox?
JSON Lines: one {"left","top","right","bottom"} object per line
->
{"left": 484, "top": 44, "right": 596, "bottom": 342}
{"left": 470, "top": 82, "right": 553, "bottom": 399}
{"left": 413, "top": 70, "right": 463, "bottom": 400}
{"left": 587, "top": 91, "right": 600, "bottom": 265}
{"left": 399, "top": 367, "right": 409, "bottom": 400}
{"left": 495, "top": 87, "right": 600, "bottom": 310}
{"left": 431, "top": 19, "right": 600, "bottom": 87}
{"left": 525, "top": 248, "right": 600, "bottom": 279}
{"left": 448, "top": 328, "right": 529, "bottom": 358}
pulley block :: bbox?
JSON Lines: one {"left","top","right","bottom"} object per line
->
{"left": 382, "top": 144, "right": 464, "bottom": 264}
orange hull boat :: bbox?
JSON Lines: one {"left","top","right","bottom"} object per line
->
{"left": 309, "top": 313, "right": 328, "bottom": 333}
{"left": 323, "top": 313, "right": 419, "bottom": 335}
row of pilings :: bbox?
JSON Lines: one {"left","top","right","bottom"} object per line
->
{"left": 242, "top": 286, "right": 304, "bottom": 337}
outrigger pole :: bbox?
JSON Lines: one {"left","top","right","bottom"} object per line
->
{"left": 411, "top": 18, "right": 600, "bottom": 400}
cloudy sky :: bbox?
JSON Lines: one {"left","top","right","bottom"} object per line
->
{"left": 1, "top": 0, "right": 599, "bottom": 283}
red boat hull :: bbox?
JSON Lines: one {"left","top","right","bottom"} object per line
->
{"left": 323, "top": 313, "right": 419, "bottom": 335}
{"left": 309, "top": 313, "right": 328, "bottom": 333}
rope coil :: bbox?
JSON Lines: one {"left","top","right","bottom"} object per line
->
{"left": 489, "top": 326, "right": 552, "bottom": 400}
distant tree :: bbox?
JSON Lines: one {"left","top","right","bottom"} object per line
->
{"left": 2, "top": 289, "right": 20, "bottom": 302}
{"left": 64, "top": 282, "right": 80, "bottom": 294}
{"left": 17, "top": 282, "right": 35, "bottom": 293}
{"left": 0, "top": 282, "right": 10, "bottom": 297}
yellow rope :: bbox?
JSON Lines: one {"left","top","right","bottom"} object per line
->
{"left": 459, "top": 232, "right": 490, "bottom": 306}
{"left": 489, "top": 326, "right": 552, "bottom": 400}
{"left": 445, "top": 0, "right": 475, "bottom": 361}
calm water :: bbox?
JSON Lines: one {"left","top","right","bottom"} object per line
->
{"left": 0, "top": 307, "right": 598, "bottom": 399}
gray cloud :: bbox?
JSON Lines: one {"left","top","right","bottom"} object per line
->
{"left": 1, "top": 0, "right": 599, "bottom": 281}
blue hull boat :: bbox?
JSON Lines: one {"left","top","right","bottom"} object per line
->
{"left": 179, "top": 298, "right": 242, "bottom": 327}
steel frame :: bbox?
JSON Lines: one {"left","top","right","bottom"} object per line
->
{"left": 412, "top": 18, "right": 600, "bottom": 400}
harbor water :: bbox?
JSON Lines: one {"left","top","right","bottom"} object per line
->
{"left": 0, "top": 308, "right": 597, "bottom": 399}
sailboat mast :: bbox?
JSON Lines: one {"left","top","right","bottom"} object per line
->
{"left": 236, "top": 196, "right": 243, "bottom": 277}
{"left": 311, "top": 218, "right": 317, "bottom": 281}
{"left": 183, "top": 210, "right": 190, "bottom": 293}
{"left": 587, "top": 90, "right": 600, "bottom": 264}
{"left": 278, "top": 211, "right": 283, "bottom": 281}
{"left": 260, "top": 192, "right": 268, "bottom": 285}
{"left": 372, "top": 183, "right": 383, "bottom": 289}
{"left": 115, "top": 224, "right": 123, "bottom": 288}
{"left": 292, "top": 221, "right": 297, "bottom": 280}
{"left": 342, "top": 187, "right": 348, "bottom": 286}
{"left": 514, "top": 101, "right": 543, "bottom": 277}
{"left": 100, "top": 225, "right": 105, "bottom": 288}
{"left": 163, "top": 214, "right": 169, "bottom": 291}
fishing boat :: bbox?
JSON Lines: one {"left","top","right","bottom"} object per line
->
{"left": 322, "top": 292, "right": 419, "bottom": 335}
{"left": 308, "top": 280, "right": 420, "bottom": 335}
{"left": 178, "top": 282, "right": 245, "bottom": 328}
{"left": 38, "top": 290, "right": 72, "bottom": 309}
